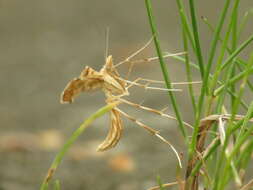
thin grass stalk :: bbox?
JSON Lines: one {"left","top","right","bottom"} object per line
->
{"left": 229, "top": 53, "right": 253, "bottom": 126}
{"left": 213, "top": 101, "right": 253, "bottom": 189}
{"left": 156, "top": 176, "right": 166, "bottom": 190}
{"left": 207, "top": 0, "right": 239, "bottom": 114}
{"left": 182, "top": 17, "right": 197, "bottom": 114}
{"left": 40, "top": 102, "right": 118, "bottom": 190}
{"left": 54, "top": 180, "right": 60, "bottom": 190}
{"left": 175, "top": 0, "right": 196, "bottom": 51}
{"left": 229, "top": 4, "right": 238, "bottom": 107}
{"left": 188, "top": 0, "right": 205, "bottom": 79}
{"left": 218, "top": 102, "right": 253, "bottom": 189}
{"left": 202, "top": 16, "right": 253, "bottom": 92}
{"left": 230, "top": 102, "right": 253, "bottom": 159}
{"left": 171, "top": 54, "right": 249, "bottom": 109}
{"left": 236, "top": 64, "right": 253, "bottom": 92}
{"left": 214, "top": 67, "right": 253, "bottom": 96}
{"left": 205, "top": 0, "right": 232, "bottom": 95}
{"left": 144, "top": 0, "right": 187, "bottom": 140}
{"left": 198, "top": 117, "right": 250, "bottom": 181}
{"left": 215, "top": 65, "right": 235, "bottom": 113}
{"left": 238, "top": 9, "right": 253, "bottom": 38}
{"left": 236, "top": 139, "right": 253, "bottom": 171}
{"left": 190, "top": 138, "right": 221, "bottom": 177}
{"left": 187, "top": 0, "right": 232, "bottom": 166}
{"left": 175, "top": 0, "right": 197, "bottom": 114}
{"left": 220, "top": 33, "right": 253, "bottom": 71}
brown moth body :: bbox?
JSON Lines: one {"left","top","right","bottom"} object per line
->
{"left": 61, "top": 55, "right": 126, "bottom": 151}
{"left": 61, "top": 56, "right": 127, "bottom": 104}
{"left": 61, "top": 47, "right": 187, "bottom": 156}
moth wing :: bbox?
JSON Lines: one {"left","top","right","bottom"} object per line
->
{"left": 80, "top": 66, "right": 104, "bottom": 92}
{"left": 61, "top": 67, "right": 104, "bottom": 104}
{"left": 60, "top": 78, "right": 86, "bottom": 104}
{"left": 97, "top": 109, "right": 123, "bottom": 151}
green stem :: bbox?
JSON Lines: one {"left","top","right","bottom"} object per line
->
{"left": 205, "top": 0, "right": 232, "bottom": 95}
{"left": 220, "top": 33, "right": 253, "bottom": 71}
{"left": 182, "top": 24, "right": 197, "bottom": 114}
{"left": 188, "top": 0, "right": 205, "bottom": 79}
{"left": 175, "top": 0, "right": 196, "bottom": 51}
{"left": 144, "top": 0, "right": 187, "bottom": 140}
{"left": 40, "top": 102, "right": 118, "bottom": 190}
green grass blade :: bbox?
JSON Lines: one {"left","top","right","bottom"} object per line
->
{"left": 238, "top": 8, "right": 253, "bottom": 38}
{"left": 40, "top": 102, "right": 118, "bottom": 190}
{"left": 156, "top": 176, "right": 166, "bottom": 190}
{"left": 170, "top": 54, "right": 249, "bottom": 110}
{"left": 188, "top": 0, "right": 233, "bottom": 158}
{"left": 214, "top": 64, "right": 253, "bottom": 96}
{"left": 229, "top": 52, "right": 253, "bottom": 121}
{"left": 218, "top": 102, "right": 253, "bottom": 189}
{"left": 188, "top": 0, "right": 205, "bottom": 79}
{"left": 182, "top": 25, "right": 197, "bottom": 114}
{"left": 144, "top": 0, "right": 187, "bottom": 140}
{"left": 175, "top": 0, "right": 196, "bottom": 51}
{"left": 202, "top": 16, "right": 253, "bottom": 93}
{"left": 220, "top": 33, "right": 253, "bottom": 71}
{"left": 54, "top": 180, "right": 60, "bottom": 190}
{"left": 233, "top": 103, "right": 253, "bottom": 154}
{"left": 205, "top": 0, "right": 232, "bottom": 94}
{"left": 229, "top": 4, "right": 238, "bottom": 109}
{"left": 208, "top": 0, "right": 239, "bottom": 104}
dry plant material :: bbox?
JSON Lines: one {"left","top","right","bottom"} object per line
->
{"left": 147, "top": 181, "right": 185, "bottom": 190}
{"left": 240, "top": 177, "right": 253, "bottom": 190}
{"left": 185, "top": 114, "right": 253, "bottom": 190}
{"left": 61, "top": 43, "right": 196, "bottom": 166}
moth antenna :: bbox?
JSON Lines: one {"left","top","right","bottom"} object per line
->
{"left": 114, "top": 37, "right": 153, "bottom": 68}
{"left": 104, "top": 27, "right": 110, "bottom": 61}
{"left": 122, "top": 78, "right": 182, "bottom": 92}
{"left": 119, "top": 98, "right": 193, "bottom": 129}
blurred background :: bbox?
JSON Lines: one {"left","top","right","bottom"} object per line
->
{"left": 0, "top": 0, "right": 252, "bottom": 190}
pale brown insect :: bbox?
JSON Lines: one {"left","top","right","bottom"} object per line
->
{"left": 61, "top": 55, "right": 128, "bottom": 151}
{"left": 61, "top": 42, "right": 195, "bottom": 165}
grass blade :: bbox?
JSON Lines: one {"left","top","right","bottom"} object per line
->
{"left": 188, "top": 0, "right": 205, "bottom": 79}
{"left": 144, "top": 0, "right": 187, "bottom": 140}
{"left": 40, "top": 102, "right": 119, "bottom": 190}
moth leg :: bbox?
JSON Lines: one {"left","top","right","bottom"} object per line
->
{"left": 123, "top": 78, "right": 182, "bottom": 92}
{"left": 110, "top": 76, "right": 182, "bottom": 92}
{"left": 126, "top": 77, "right": 202, "bottom": 86}
{"left": 119, "top": 98, "right": 192, "bottom": 129}
{"left": 115, "top": 107, "right": 182, "bottom": 168}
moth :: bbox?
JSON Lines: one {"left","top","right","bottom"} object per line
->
{"left": 60, "top": 41, "right": 193, "bottom": 166}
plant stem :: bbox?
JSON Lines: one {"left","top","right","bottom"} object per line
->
{"left": 144, "top": 0, "right": 187, "bottom": 141}
{"left": 40, "top": 102, "right": 119, "bottom": 190}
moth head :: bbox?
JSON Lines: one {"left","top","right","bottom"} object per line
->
{"left": 80, "top": 66, "right": 99, "bottom": 79}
